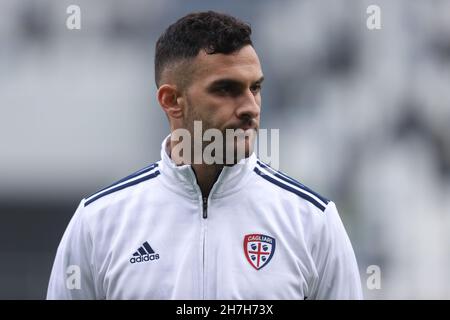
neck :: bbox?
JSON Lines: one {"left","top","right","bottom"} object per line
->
{"left": 168, "top": 136, "right": 224, "bottom": 198}
{"left": 191, "top": 163, "right": 223, "bottom": 198}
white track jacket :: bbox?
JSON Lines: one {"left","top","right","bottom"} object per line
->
{"left": 47, "top": 136, "right": 363, "bottom": 299}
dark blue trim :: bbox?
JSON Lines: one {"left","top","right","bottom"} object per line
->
{"left": 85, "top": 163, "right": 158, "bottom": 200}
{"left": 256, "top": 160, "right": 330, "bottom": 205}
{"left": 254, "top": 167, "right": 326, "bottom": 212}
{"left": 84, "top": 170, "right": 160, "bottom": 207}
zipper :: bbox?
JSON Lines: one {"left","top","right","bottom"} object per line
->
{"left": 188, "top": 167, "right": 212, "bottom": 299}
{"left": 202, "top": 197, "right": 208, "bottom": 219}
{"left": 200, "top": 197, "right": 208, "bottom": 299}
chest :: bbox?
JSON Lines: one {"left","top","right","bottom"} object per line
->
{"left": 94, "top": 196, "right": 315, "bottom": 299}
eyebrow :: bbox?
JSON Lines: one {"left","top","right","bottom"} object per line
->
{"left": 208, "top": 76, "right": 265, "bottom": 88}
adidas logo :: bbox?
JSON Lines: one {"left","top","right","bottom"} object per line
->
{"left": 130, "top": 241, "right": 160, "bottom": 264}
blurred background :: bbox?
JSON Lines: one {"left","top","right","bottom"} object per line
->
{"left": 1, "top": 0, "right": 449, "bottom": 299}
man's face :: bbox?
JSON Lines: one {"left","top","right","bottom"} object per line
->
{"left": 181, "top": 45, "right": 264, "bottom": 163}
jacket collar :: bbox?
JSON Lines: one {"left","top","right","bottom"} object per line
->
{"left": 158, "top": 135, "right": 256, "bottom": 199}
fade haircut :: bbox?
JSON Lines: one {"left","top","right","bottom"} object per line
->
{"left": 154, "top": 11, "right": 253, "bottom": 88}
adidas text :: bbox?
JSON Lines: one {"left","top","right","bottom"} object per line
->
{"left": 130, "top": 253, "right": 160, "bottom": 264}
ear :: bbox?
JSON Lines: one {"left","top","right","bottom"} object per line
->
{"left": 157, "top": 84, "right": 184, "bottom": 119}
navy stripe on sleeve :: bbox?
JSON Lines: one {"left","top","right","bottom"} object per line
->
{"left": 85, "top": 163, "right": 159, "bottom": 200}
{"left": 84, "top": 170, "right": 160, "bottom": 207}
{"left": 254, "top": 167, "right": 327, "bottom": 212}
{"left": 256, "top": 160, "right": 329, "bottom": 205}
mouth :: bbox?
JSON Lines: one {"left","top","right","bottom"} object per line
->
{"left": 239, "top": 124, "right": 257, "bottom": 132}
{"left": 226, "top": 120, "right": 258, "bottom": 133}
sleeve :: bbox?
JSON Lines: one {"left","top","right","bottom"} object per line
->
{"left": 309, "top": 201, "right": 363, "bottom": 300}
{"left": 47, "top": 200, "right": 98, "bottom": 299}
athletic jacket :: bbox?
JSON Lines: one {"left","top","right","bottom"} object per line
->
{"left": 47, "top": 136, "right": 363, "bottom": 299}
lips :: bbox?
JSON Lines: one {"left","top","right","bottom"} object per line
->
{"left": 226, "top": 120, "right": 258, "bottom": 132}
{"left": 240, "top": 123, "right": 258, "bottom": 131}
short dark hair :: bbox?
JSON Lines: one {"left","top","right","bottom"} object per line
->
{"left": 154, "top": 11, "right": 253, "bottom": 88}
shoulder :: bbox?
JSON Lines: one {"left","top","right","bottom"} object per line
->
{"left": 252, "top": 159, "right": 331, "bottom": 213}
{"left": 83, "top": 161, "right": 161, "bottom": 208}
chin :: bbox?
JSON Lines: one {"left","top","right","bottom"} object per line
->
{"left": 225, "top": 136, "right": 255, "bottom": 165}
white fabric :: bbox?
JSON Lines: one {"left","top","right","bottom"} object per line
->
{"left": 47, "top": 136, "right": 363, "bottom": 299}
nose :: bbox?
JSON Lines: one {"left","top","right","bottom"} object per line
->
{"left": 235, "top": 89, "right": 260, "bottom": 121}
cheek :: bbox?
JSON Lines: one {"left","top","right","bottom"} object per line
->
{"left": 188, "top": 89, "right": 239, "bottom": 128}
{"left": 212, "top": 100, "right": 238, "bottom": 125}
{"left": 200, "top": 96, "right": 233, "bottom": 123}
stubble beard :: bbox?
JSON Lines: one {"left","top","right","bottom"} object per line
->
{"left": 183, "top": 100, "right": 257, "bottom": 165}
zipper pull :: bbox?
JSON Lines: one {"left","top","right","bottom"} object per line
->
{"left": 202, "top": 197, "right": 208, "bottom": 219}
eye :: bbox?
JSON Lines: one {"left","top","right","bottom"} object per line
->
{"left": 217, "top": 86, "right": 231, "bottom": 94}
{"left": 214, "top": 85, "right": 240, "bottom": 96}
{"left": 250, "top": 83, "right": 262, "bottom": 95}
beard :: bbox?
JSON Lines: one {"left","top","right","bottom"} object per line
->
{"left": 222, "top": 126, "right": 257, "bottom": 165}
{"left": 183, "top": 99, "right": 258, "bottom": 165}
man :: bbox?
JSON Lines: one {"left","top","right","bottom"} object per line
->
{"left": 47, "top": 11, "right": 362, "bottom": 299}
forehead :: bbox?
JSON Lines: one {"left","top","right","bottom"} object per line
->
{"left": 191, "top": 45, "right": 263, "bottom": 85}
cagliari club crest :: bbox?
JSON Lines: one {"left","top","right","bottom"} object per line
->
{"left": 243, "top": 234, "right": 276, "bottom": 270}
